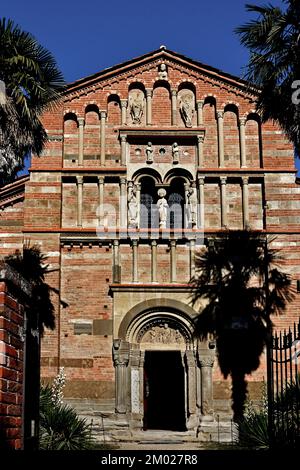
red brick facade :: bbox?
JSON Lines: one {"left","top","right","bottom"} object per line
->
{"left": 0, "top": 264, "right": 31, "bottom": 450}
{"left": 1, "top": 48, "right": 300, "bottom": 425}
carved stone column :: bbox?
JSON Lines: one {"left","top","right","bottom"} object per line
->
{"left": 242, "top": 176, "right": 249, "bottom": 228}
{"left": 78, "top": 117, "right": 85, "bottom": 166}
{"left": 100, "top": 111, "right": 107, "bottom": 166}
{"left": 217, "top": 111, "right": 224, "bottom": 167}
{"left": 135, "top": 183, "right": 141, "bottom": 229}
{"left": 199, "top": 354, "right": 215, "bottom": 416}
{"left": 185, "top": 350, "right": 197, "bottom": 429}
{"left": 220, "top": 176, "right": 227, "bottom": 228}
{"left": 113, "top": 239, "right": 120, "bottom": 283}
{"left": 198, "top": 176, "right": 205, "bottom": 230}
{"left": 239, "top": 117, "right": 247, "bottom": 168}
{"left": 130, "top": 350, "right": 142, "bottom": 415}
{"left": 151, "top": 240, "right": 157, "bottom": 283}
{"left": 120, "top": 135, "right": 127, "bottom": 166}
{"left": 170, "top": 240, "right": 176, "bottom": 283}
{"left": 132, "top": 239, "right": 138, "bottom": 283}
{"left": 190, "top": 239, "right": 195, "bottom": 279}
{"left": 196, "top": 100, "right": 204, "bottom": 126}
{"left": 97, "top": 176, "right": 104, "bottom": 226}
{"left": 145, "top": 89, "right": 152, "bottom": 125}
{"left": 113, "top": 340, "right": 130, "bottom": 414}
{"left": 121, "top": 99, "right": 127, "bottom": 126}
{"left": 197, "top": 135, "right": 204, "bottom": 167}
{"left": 119, "top": 177, "right": 127, "bottom": 228}
{"left": 76, "top": 176, "right": 83, "bottom": 227}
{"left": 171, "top": 89, "right": 177, "bottom": 126}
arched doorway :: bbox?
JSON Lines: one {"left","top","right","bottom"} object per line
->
{"left": 114, "top": 306, "right": 202, "bottom": 431}
{"left": 144, "top": 349, "right": 186, "bottom": 431}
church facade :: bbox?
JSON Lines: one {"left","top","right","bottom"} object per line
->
{"left": 1, "top": 47, "right": 300, "bottom": 437}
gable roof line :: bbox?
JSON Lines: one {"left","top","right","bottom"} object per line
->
{"left": 66, "top": 47, "right": 258, "bottom": 96}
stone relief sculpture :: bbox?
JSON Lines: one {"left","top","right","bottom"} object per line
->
{"left": 128, "top": 184, "right": 138, "bottom": 228}
{"left": 158, "top": 62, "right": 168, "bottom": 80}
{"left": 187, "top": 186, "right": 197, "bottom": 227}
{"left": 172, "top": 142, "right": 179, "bottom": 164}
{"left": 157, "top": 188, "right": 169, "bottom": 228}
{"left": 145, "top": 142, "right": 153, "bottom": 163}
{"left": 129, "top": 91, "right": 144, "bottom": 124}
{"left": 141, "top": 323, "right": 184, "bottom": 344}
{"left": 179, "top": 92, "right": 194, "bottom": 127}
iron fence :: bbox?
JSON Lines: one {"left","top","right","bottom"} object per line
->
{"left": 268, "top": 319, "right": 300, "bottom": 447}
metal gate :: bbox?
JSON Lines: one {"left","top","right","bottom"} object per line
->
{"left": 268, "top": 319, "right": 300, "bottom": 447}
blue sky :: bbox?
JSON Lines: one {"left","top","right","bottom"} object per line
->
{"left": 2, "top": 0, "right": 296, "bottom": 173}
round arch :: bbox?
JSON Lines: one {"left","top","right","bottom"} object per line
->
{"left": 118, "top": 298, "right": 198, "bottom": 344}
{"left": 163, "top": 168, "right": 193, "bottom": 185}
{"left": 131, "top": 168, "right": 162, "bottom": 184}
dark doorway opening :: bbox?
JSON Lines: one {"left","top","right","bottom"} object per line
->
{"left": 143, "top": 350, "right": 186, "bottom": 431}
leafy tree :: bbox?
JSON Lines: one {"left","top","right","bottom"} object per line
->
{"left": 236, "top": 1, "right": 300, "bottom": 154}
{"left": 0, "top": 18, "right": 65, "bottom": 185}
{"left": 5, "top": 243, "right": 55, "bottom": 334}
{"left": 191, "top": 230, "right": 294, "bottom": 422}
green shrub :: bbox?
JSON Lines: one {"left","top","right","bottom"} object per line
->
{"left": 39, "top": 384, "right": 94, "bottom": 450}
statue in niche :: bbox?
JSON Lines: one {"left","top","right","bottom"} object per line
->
{"left": 158, "top": 62, "right": 168, "bottom": 80}
{"left": 172, "top": 142, "right": 179, "bottom": 164}
{"left": 157, "top": 188, "right": 169, "bottom": 228}
{"left": 129, "top": 92, "right": 144, "bottom": 124}
{"left": 145, "top": 142, "right": 153, "bottom": 163}
{"left": 187, "top": 186, "right": 197, "bottom": 227}
{"left": 180, "top": 93, "right": 194, "bottom": 128}
{"left": 128, "top": 184, "right": 138, "bottom": 228}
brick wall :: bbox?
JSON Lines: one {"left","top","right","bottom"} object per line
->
{"left": 0, "top": 264, "right": 31, "bottom": 450}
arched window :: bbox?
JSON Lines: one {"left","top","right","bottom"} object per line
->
{"left": 168, "top": 178, "right": 185, "bottom": 229}
{"left": 140, "top": 177, "right": 158, "bottom": 229}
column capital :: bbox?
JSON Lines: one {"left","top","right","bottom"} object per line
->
{"left": 120, "top": 99, "right": 128, "bottom": 108}
{"left": 120, "top": 134, "right": 127, "bottom": 142}
{"left": 197, "top": 134, "right": 205, "bottom": 144}
{"left": 220, "top": 176, "right": 227, "bottom": 185}
{"left": 151, "top": 240, "right": 157, "bottom": 247}
{"left": 171, "top": 89, "right": 177, "bottom": 97}
{"left": 77, "top": 117, "right": 85, "bottom": 127}
{"left": 170, "top": 239, "right": 176, "bottom": 247}
{"left": 198, "top": 176, "right": 205, "bottom": 185}
{"left": 100, "top": 111, "right": 107, "bottom": 119}
{"left": 132, "top": 239, "right": 138, "bottom": 247}
{"left": 199, "top": 356, "right": 215, "bottom": 368}
{"left": 239, "top": 117, "right": 247, "bottom": 127}
{"left": 242, "top": 176, "right": 249, "bottom": 185}
{"left": 97, "top": 176, "right": 104, "bottom": 184}
{"left": 196, "top": 99, "right": 204, "bottom": 109}
{"left": 145, "top": 88, "right": 153, "bottom": 97}
{"left": 76, "top": 176, "right": 83, "bottom": 185}
{"left": 113, "top": 239, "right": 119, "bottom": 247}
{"left": 120, "top": 177, "right": 127, "bottom": 185}
{"left": 217, "top": 110, "right": 224, "bottom": 119}
{"left": 135, "top": 182, "right": 141, "bottom": 191}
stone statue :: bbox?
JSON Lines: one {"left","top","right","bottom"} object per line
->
{"left": 129, "top": 93, "right": 144, "bottom": 124}
{"left": 172, "top": 142, "right": 179, "bottom": 164}
{"left": 180, "top": 93, "right": 194, "bottom": 127}
{"left": 128, "top": 185, "right": 138, "bottom": 228}
{"left": 157, "top": 188, "right": 169, "bottom": 228}
{"left": 158, "top": 62, "right": 168, "bottom": 80}
{"left": 145, "top": 142, "right": 153, "bottom": 163}
{"left": 187, "top": 186, "right": 197, "bottom": 227}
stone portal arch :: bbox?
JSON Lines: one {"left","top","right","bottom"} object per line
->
{"left": 113, "top": 298, "right": 215, "bottom": 432}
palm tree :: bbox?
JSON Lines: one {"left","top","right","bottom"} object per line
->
{"left": 191, "top": 230, "right": 294, "bottom": 422}
{"left": 235, "top": 1, "right": 300, "bottom": 154}
{"left": 5, "top": 244, "right": 55, "bottom": 334}
{"left": 0, "top": 18, "right": 65, "bottom": 185}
